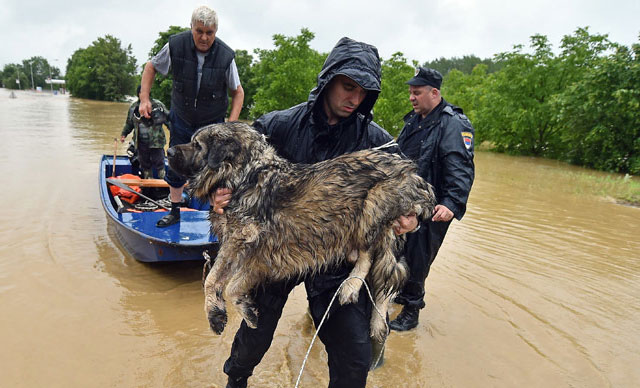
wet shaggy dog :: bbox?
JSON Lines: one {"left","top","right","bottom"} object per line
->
{"left": 168, "top": 122, "right": 436, "bottom": 341}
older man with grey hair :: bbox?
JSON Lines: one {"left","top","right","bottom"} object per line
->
{"left": 139, "top": 5, "right": 244, "bottom": 228}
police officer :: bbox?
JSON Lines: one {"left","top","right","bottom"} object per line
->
{"left": 138, "top": 5, "right": 244, "bottom": 227}
{"left": 390, "top": 67, "right": 475, "bottom": 331}
{"left": 120, "top": 85, "right": 169, "bottom": 179}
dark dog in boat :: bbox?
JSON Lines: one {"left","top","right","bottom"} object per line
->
{"left": 167, "top": 122, "right": 436, "bottom": 340}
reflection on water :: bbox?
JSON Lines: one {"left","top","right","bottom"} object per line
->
{"left": 1, "top": 88, "right": 638, "bottom": 387}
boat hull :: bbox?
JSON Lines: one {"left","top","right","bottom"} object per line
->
{"left": 99, "top": 155, "right": 217, "bottom": 262}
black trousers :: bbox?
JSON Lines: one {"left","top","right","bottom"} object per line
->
{"left": 394, "top": 219, "right": 451, "bottom": 309}
{"left": 224, "top": 279, "right": 373, "bottom": 388}
{"left": 136, "top": 142, "right": 165, "bottom": 173}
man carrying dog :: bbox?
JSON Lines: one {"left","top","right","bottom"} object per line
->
{"left": 212, "top": 37, "right": 417, "bottom": 388}
{"left": 389, "top": 67, "right": 475, "bottom": 332}
{"left": 138, "top": 5, "right": 244, "bottom": 227}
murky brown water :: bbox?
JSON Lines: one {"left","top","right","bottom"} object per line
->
{"left": 1, "top": 89, "right": 638, "bottom": 388}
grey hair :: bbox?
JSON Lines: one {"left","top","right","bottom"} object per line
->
{"left": 191, "top": 5, "right": 218, "bottom": 31}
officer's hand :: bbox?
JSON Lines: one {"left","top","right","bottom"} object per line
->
{"left": 392, "top": 213, "right": 418, "bottom": 235}
{"left": 210, "top": 188, "right": 233, "bottom": 215}
{"left": 120, "top": 135, "right": 126, "bottom": 143}
{"left": 431, "top": 205, "right": 453, "bottom": 222}
{"left": 139, "top": 100, "right": 152, "bottom": 119}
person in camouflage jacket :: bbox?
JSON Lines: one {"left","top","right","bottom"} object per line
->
{"left": 120, "top": 86, "right": 170, "bottom": 179}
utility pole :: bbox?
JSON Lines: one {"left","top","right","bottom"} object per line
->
{"left": 29, "top": 61, "right": 34, "bottom": 90}
{"left": 48, "top": 63, "right": 53, "bottom": 93}
{"left": 48, "top": 59, "right": 59, "bottom": 94}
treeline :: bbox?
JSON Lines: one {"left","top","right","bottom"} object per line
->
{"left": 140, "top": 28, "right": 498, "bottom": 136}
{"left": 445, "top": 28, "right": 640, "bottom": 175}
{"left": 3, "top": 27, "right": 637, "bottom": 175}
{"left": 1, "top": 57, "right": 62, "bottom": 91}
{"left": 424, "top": 55, "right": 503, "bottom": 75}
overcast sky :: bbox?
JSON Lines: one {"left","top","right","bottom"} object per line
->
{"left": 2, "top": 0, "right": 638, "bottom": 73}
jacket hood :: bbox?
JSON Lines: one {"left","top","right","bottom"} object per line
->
{"left": 308, "top": 37, "right": 382, "bottom": 117}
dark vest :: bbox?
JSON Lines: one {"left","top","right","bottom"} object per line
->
{"left": 168, "top": 31, "right": 235, "bottom": 128}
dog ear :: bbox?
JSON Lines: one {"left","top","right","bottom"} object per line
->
{"left": 207, "top": 138, "right": 242, "bottom": 169}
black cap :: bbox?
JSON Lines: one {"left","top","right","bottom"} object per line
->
{"left": 406, "top": 67, "right": 443, "bottom": 89}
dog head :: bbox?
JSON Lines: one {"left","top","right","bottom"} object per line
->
{"left": 167, "top": 122, "right": 274, "bottom": 199}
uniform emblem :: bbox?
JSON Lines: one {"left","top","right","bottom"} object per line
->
{"left": 461, "top": 132, "right": 473, "bottom": 150}
{"left": 415, "top": 68, "right": 420, "bottom": 76}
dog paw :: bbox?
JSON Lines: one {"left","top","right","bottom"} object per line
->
{"left": 370, "top": 315, "right": 389, "bottom": 343}
{"left": 338, "top": 278, "right": 362, "bottom": 305}
{"left": 243, "top": 305, "right": 259, "bottom": 329}
{"left": 207, "top": 307, "right": 228, "bottom": 334}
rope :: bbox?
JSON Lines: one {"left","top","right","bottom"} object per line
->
{"left": 133, "top": 198, "right": 171, "bottom": 212}
{"left": 294, "top": 276, "right": 388, "bottom": 388}
{"left": 133, "top": 200, "right": 159, "bottom": 211}
{"left": 371, "top": 140, "right": 398, "bottom": 151}
{"left": 202, "top": 250, "right": 213, "bottom": 289}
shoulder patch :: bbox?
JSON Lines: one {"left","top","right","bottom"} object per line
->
{"left": 443, "top": 105, "right": 455, "bottom": 115}
{"left": 461, "top": 132, "right": 473, "bottom": 150}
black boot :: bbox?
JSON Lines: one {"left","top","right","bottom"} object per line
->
{"left": 389, "top": 306, "right": 420, "bottom": 331}
{"left": 226, "top": 376, "right": 248, "bottom": 388}
{"left": 156, "top": 202, "right": 180, "bottom": 227}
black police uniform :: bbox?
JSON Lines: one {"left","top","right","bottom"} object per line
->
{"left": 394, "top": 89, "right": 475, "bottom": 310}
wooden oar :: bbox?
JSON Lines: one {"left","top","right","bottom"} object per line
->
{"left": 112, "top": 138, "right": 118, "bottom": 178}
{"left": 114, "top": 178, "right": 170, "bottom": 188}
{"left": 106, "top": 178, "right": 170, "bottom": 211}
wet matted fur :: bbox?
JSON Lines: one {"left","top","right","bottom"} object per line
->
{"left": 168, "top": 122, "right": 436, "bottom": 340}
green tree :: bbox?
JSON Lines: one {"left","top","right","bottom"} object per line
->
{"left": 480, "top": 34, "right": 565, "bottom": 156}
{"left": 556, "top": 37, "right": 640, "bottom": 173}
{"left": 21, "top": 56, "right": 61, "bottom": 90}
{"left": 1, "top": 63, "right": 28, "bottom": 90}
{"left": 146, "top": 26, "right": 190, "bottom": 108}
{"left": 66, "top": 35, "right": 137, "bottom": 101}
{"left": 375, "top": 52, "right": 415, "bottom": 136}
{"left": 249, "top": 28, "right": 325, "bottom": 119}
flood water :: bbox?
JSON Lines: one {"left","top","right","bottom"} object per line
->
{"left": 1, "top": 89, "right": 638, "bottom": 388}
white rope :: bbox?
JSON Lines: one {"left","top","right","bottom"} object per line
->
{"left": 371, "top": 140, "right": 398, "bottom": 151}
{"left": 202, "top": 251, "right": 213, "bottom": 288}
{"left": 294, "top": 276, "right": 388, "bottom": 388}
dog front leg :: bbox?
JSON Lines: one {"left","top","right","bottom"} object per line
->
{"left": 339, "top": 250, "right": 371, "bottom": 305}
{"left": 225, "top": 269, "right": 261, "bottom": 329}
{"left": 204, "top": 252, "right": 233, "bottom": 334}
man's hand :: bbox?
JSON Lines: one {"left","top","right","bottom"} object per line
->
{"left": 120, "top": 135, "right": 126, "bottom": 143}
{"left": 431, "top": 204, "right": 454, "bottom": 222}
{"left": 139, "top": 100, "right": 152, "bottom": 118}
{"left": 209, "top": 188, "right": 232, "bottom": 215}
{"left": 392, "top": 213, "right": 418, "bottom": 235}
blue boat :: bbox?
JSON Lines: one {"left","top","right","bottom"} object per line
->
{"left": 99, "top": 154, "right": 218, "bottom": 262}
